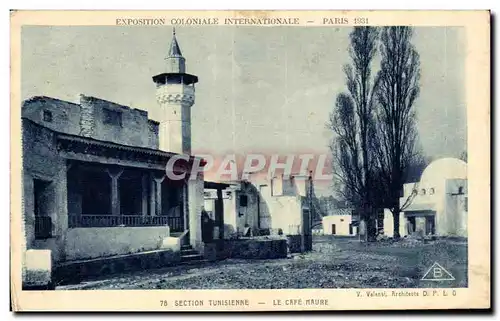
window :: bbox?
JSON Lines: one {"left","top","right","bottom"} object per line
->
{"left": 429, "top": 188, "right": 435, "bottom": 195}
{"left": 340, "top": 218, "right": 344, "bottom": 222}
{"left": 458, "top": 186, "right": 464, "bottom": 194}
{"left": 421, "top": 189, "right": 426, "bottom": 195}
{"left": 103, "top": 108, "right": 122, "bottom": 126}
{"left": 43, "top": 110, "right": 53, "bottom": 122}
{"left": 464, "top": 197, "right": 468, "bottom": 212}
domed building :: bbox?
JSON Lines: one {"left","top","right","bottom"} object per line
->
{"left": 384, "top": 158, "right": 468, "bottom": 237}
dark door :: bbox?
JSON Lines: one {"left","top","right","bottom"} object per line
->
{"left": 425, "top": 216, "right": 436, "bottom": 235}
{"left": 34, "top": 179, "right": 52, "bottom": 239}
{"left": 331, "top": 224, "right": 336, "bottom": 235}
{"left": 349, "top": 223, "right": 353, "bottom": 235}
{"left": 408, "top": 217, "right": 416, "bottom": 233}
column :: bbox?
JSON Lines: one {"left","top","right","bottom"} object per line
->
{"left": 141, "top": 173, "right": 148, "bottom": 217}
{"left": 153, "top": 174, "right": 165, "bottom": 216}
{"left": 183, "top": 182, "right": 189, "bottom": 230}
{"left": 149, "top": 173, "right": 156, "bottom": 216}
{"left": 56, "top": 160, "right": 69, "bottom": 263}
{"left": 188, "top": 172, "right": 204, "bottom": 249}
{"left": 215, "top": 188, "right": 224, "bottom": 240}
{"left": 106, "top": 167, "right": 123, "bottom": 216}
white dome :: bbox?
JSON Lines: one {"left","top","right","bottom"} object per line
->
{"left": 420, "top": 158, "right": 467, "bottom": 185}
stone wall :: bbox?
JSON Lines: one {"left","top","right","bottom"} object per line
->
{"left": 22, "top": 95, "right": 160, "bottom": 149}
{"left": 22, "top": 119, "right": 68, "bottom": 263}
{"left": 148, "top": 120, "right": 160, "bottom": 149}
{"left": 55, "top": 248, "right": 180, "bottom": 284}
{"left": 223, "top": 238, "right": 288, "bottom": 259}
{"left": 65, "top": 226, "right": 171, "bottom": 261}
{"left": 286, "top": 235, "right": 302, "bottom": 253}
{"left": 22, "top": 96, "right": 81, "bottom": 136}
{"left": 80, "top": 95, "right": 157, "bottom": 149}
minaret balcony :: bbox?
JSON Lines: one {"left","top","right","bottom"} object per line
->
{"left": 156, "top": 83, "right": 195, "bottom": 105}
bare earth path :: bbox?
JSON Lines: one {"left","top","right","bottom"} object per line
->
{"left": 57, "top": 236, "right": 467, "bottom": 290}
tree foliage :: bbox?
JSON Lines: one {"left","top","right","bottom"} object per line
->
{"left": 328, "top": 27, "right": 380, "bottom": 239}
{"left": 372, "top": 26, "right": 422, "bottom": 238}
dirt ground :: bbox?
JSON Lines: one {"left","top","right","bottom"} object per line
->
{"left": 57, "top": 236, "right": 468, "bottom": 290}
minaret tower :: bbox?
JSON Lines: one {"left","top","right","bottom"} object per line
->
{"left": 153, "top": 28, "right": 198, "bottom": 155}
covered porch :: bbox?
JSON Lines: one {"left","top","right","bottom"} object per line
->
{"left": 55, "top": 133, "right": 205, "bottom": 262}
{"left": 66, "top": 161, "right": 188, "bottom": 232}
{"left": 403, "top": 203, "right": 437, "bottom": 236}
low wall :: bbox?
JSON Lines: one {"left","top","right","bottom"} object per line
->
{"left": 223, "top": 238, "right": 288, "bottom": 259}
{"left": 65, "top": 226, "right": 171, "bottom": 261}
{"left": 287, "top": 235, "right": 302, "bottom": 253}
{"left": 55, "top": 249, "right": 180, "bottom": 284}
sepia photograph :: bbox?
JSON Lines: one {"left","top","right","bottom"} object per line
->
{"left": 10, "top": 10, "right": 490, "bottom": 311}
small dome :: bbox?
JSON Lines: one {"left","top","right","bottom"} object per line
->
{"left": 420, "top": 158, "right": 467, "bottom": 186}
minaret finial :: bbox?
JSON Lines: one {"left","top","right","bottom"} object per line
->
{"left": 168, "top": 28, "right": 183, "bottom": 58}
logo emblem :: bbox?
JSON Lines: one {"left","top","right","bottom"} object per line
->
{"left": 421, "top": 262, "right": 455, "bottom": 281}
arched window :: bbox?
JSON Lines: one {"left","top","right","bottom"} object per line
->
{"left": 429, "top": 188, "right": 435, "bottom": 195}
{"left": 421, "top": 189, "right": 426, "bottom": 195}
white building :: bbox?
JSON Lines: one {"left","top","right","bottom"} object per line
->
{"left": 203, "top": 174, "right": 313, "bottom": 251}
{"left": 384, "top": 158, "right": 468, "bottom": 237}
{"left": 322, "top": 208, "right": 357, "bottom": 236}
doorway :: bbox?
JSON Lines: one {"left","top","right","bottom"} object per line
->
{"left": 425, "top": 216, "right": 436, "bottom": 235}
{"left": 33, "top": 179, "right": 53, "bottom": 239}
{"left": 331, "top": 224, "right": 336, "bottom": 235}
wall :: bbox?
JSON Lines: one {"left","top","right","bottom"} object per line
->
{"left": 65, "top": 226, "right": 171, "bottom": 261}
{"left": 222, "top": 189, "right": 238, "bottom": 237}
{"left": 237, "top": 183, "right": 260, "bottom": 233}
{"left": 265, "top": 196, "right": 303, "bottom": 235}
{"left": 22, "top": 119, "right": 68, "bottom": 263}
{"left": 444, "top": 179, "right": 468, "bottom": 237}
{"left": 323, "top": 215, "right": 354, "bottom": 236}
{"left": 148, "top": 120, "right": 160, "bottom": 149}
{"left": 80, "top": 95, "right": 157, "bottom": 148}
{"left": 205, "top": 184, "right": 260, "bottom": 238}
{"left": 22, "top": 95, "right": 160, "bottom": 149}
{"left": 22, "top": 96, "right": 81, "bottom": 136}
{"left": 224, "top": 238, "right": 288, "bottom": 259}
{"left": 271, "top": 176, "right": 283, "bottom": 196}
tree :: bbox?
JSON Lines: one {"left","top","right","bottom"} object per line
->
{"left": 328, "top": 26, "right": 380, "bottom": 241}
{"left": 373, "top": 26, "right": 421, "bottom": 239}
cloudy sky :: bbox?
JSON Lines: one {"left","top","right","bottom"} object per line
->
{"left": 21, "top": 26, "right": 466, "bottom": 181}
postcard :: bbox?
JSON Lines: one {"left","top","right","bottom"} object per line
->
{"left": 10, "top": 10, "right": 490, "bottom": 311}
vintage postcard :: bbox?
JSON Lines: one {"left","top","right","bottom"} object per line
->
{"left": 10, "top": 10, "right": 490, "bottom": 311}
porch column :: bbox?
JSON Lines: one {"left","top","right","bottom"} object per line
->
{"left": 141, "top": 173, "right": 148, "bottom": 217}
{"left": 189, "top": 171, "right": 204, "bottom": 250}
{"left": 215, "top": 188, "right": 224, "bottom": 240}
{"left": 106, "top": 167, "right": 123, "bottom": 216}
{"left": 149, "top": 174, "right": 156, "bottom": 216}
{"left": 153, "top": 174, "right": 165, "bottom": 216}
{"left": 183, "top": 182, "right": 189, "bottom": 230}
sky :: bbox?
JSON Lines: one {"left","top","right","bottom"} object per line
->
{"left": 21, "top": 26, "right": 467, "bottom": 194}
